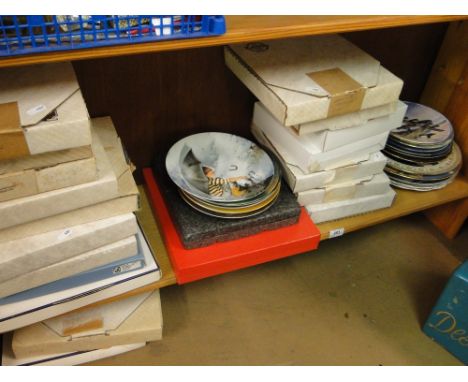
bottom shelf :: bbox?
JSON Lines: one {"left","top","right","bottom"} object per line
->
{"left": 317, "top": 175, "right": 468, "bottom": 240}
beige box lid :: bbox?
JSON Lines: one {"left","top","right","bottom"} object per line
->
{"left": 2, "top": 337, "right": 145, "bottom": 366}
{"left": 0, "top": 236, "right": 137, "bottom": 299}
{"left": 0, "top": 118, "right": 119, "bottom": 230}
{"left": 0, "top": 212, "right": 138, "bottom": 282}
{"left": 12, "top": 290, "right": 162, "bottom": 358}
{"left": 297, "top": 173, "right": 391, "bottom": 206}
{"left": 0, "top": 117, "right": 138, "bottom": 243}
{"left": 0, "top": 62, "right": 80, "bottom": 127}
{"left": 226, "top": 35, "right": 403, "bottom": 126}
{"left": 306, "top": 188, "right": 396, "bottom": 224}
{"left": 228, "top": 35, "right": 380, "bottom": 96}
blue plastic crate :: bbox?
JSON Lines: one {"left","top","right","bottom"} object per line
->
{"left": 0, "top": 15, "right": 226, "bottom": 57}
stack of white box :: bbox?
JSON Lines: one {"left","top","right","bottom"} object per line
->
{"left": 0, "top": 63, "right": 162, "bottom": 364}
{"left": 225, "top": 35, "right": 406, "bottom": 223}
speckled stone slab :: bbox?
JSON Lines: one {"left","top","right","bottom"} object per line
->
{"left": 152, "top": 166, "right": 301, "bottom": 249}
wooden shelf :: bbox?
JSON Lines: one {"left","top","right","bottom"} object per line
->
{"left": 318, "top": 175, "right": 468, "bottom": 240}
{"left": 74, "top": 175, "right": 468, "bottom": 312}
{"left": 135, "top": 185, "right": 177, "bottom": 289}
{"left": 0, "top": 16, "right": 466, "bottom": 68}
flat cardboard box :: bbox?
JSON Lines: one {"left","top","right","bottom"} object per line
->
{"left": 252, "top": 122, "right": 387, "bottom": 173}
{"left": 252, "top": 123, "right": 388, "bottom": 192}
{"left": 253, "top": 100, "right": 406, "bottom": 153}
{"left": 0, "top": 236, "right": 137, "bottom": 299}
{"left": 0, "top": 213, "right": 138, "bottom": 283}
{"left": 0, "top": 62, "right": 91, "bottom": 160}
{"left": 0, "top": 145, "right": 93, "bottom": 175}
{"left": 0, "top": 145, "right": 94, "bottom": 175}
{"left": 306, "top": 188, "right": 396, "bottom": 224}
{"left": 0, "top": 224, "right": 160, "bottom": 334}
{"left": 0, "top": 155, "right": 97, "bottom": 202}
{"left": 225, "top": 35, "right": 403, "bottom": 126}
{"left": 0, "top": 120, "right": 139, "bottom": 243}
{"left": 296, "top": 173, "right": 390, "bottom": 206}
{"left": 2, "top": 335, "right": 145, "bottom": 366}
{"left": 0, "top": 118, "right": 120, "bottom": 230}
{"left": 293, "top": 102, "right": 398, "bottom": 135}
{"left": 12, "top": 290, "right": 162, "bottom": 358}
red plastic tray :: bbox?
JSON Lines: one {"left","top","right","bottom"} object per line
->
{"left": 143, "top": 168, "right": 321, "bottom": 284}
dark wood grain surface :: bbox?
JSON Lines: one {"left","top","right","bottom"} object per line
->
{"left": 73, "top": 23, "right": 450, "bottom": 179}
{"left": 74, "top": 47, "right": 256, "bottom": 181}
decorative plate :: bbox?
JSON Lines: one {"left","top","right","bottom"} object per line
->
{"left": 385, "top": 143, "right": 461, "bottom": 176}
{"left": 166, "top": 132, "right": 276, "bottom": 203}
{"left": 179, "top": 189, "right": 280, "bottom": 219}
{"left": 389, "top": 102, "right": 453, "bottom": 146}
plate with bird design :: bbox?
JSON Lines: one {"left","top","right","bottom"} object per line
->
{"left": 389, "top": 102, "right": 454, "bottom": 147}
{"left": 166, "top": 132, "right": 278, "bottom": 203}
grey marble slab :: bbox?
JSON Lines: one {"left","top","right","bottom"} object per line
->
{"left": 153, "top": 167, "right": 301, "bottom": 249}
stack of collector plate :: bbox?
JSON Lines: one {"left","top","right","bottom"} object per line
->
{"left": 383, "top": 102, "right": 462, "bottom": 191}
{"left": 165, "top": 132, "right": 281, "bottom": 218}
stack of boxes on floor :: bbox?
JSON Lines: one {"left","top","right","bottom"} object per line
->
{"left": 0, "top": 63, "right": 162, "bottom": 365}
{"left": 225, "top": 35, "right": 406, "bottom": 223}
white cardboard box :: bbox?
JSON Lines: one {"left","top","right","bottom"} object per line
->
{"left": 254, "top": 100, "right": 406, "bottom": 152}
{"left": 306, "top": 188, "right": 396, "bottom": 224}
{"left": 292, "top": 102, "right": 397, "bottom": 135}
{"left": 0, "top": 119, "right": 139, "bottom": 243}
{"left": 0, "top": 213, "right": 138, "bottom": 283}
{"left": 252, "top": 122, "right": 388, "bottom": 192}
{"left": 0, "top": 236, "right": 138, "bottom": 299}
{"left": 0, "top": 118, "right": 120, "bottom": 230}
{"left": 296, "top": 173, "right": 390, "bottom": 206}
{"left": 12, "top": 290, "right": 162, "bottom": 358}
{"left": 2, "top": 337, "right": 145, "bottom": 366}
{"left": 0, "top": 153, "right": 97, "bottom": 203}
{"left": 0, "top": 145, "right": 93, "bottom": 175}
{"left": 252, "top": 122, "right": 388, "bottom": 173}
{"left": 225, "top": 35, "right": 403, "bottom": 126}
{"left": 0, "top": 62, "right": 91, "bottom": 160}
{"left": 253, "top": 101, "right": 405, "bottom": 172}
{"left": 0, "top": 224, "right": 160, "bottom": 334}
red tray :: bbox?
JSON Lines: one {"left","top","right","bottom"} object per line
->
{"left": 143, "top": 168, "right": 321, "bottom": 284}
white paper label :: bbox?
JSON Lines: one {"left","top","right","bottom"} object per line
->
{"left": 329, "top": 228, "right": 345, "bottom": 238}
{"left": 57, "top": 228, "right": 73, "bottom": 241}
{"left": 113, "top": 260, "right": 143, "bottom": 274}
{"left": 26, "top": 104, "right": 47, "bottom": 115}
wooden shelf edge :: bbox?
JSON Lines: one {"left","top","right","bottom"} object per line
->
{"left": 0, "top": 16, "right": 466, "bottom": 68}
{"left": 317, "top": 175, "right": 468, "bottom": 240}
